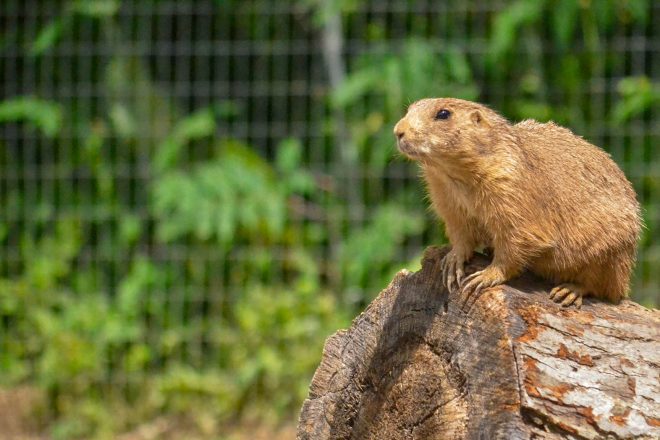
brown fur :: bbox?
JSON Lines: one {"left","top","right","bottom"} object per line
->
{"left": 394, "top": 98, "right": 641, "bottom": 303}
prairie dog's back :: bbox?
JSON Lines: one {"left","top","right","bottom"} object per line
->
{"left": 512, "top": 120, "right": 640, "bottom": 256}
{"left": 514, "top": 120, "right": 638, "bottom": 213}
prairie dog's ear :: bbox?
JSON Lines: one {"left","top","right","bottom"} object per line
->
{"left": 470, "top": 109, "right": 489, "bottom": 127}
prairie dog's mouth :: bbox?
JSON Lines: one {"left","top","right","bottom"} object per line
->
{"left": 397, "top": 140, "right": 421, "bottom": 159}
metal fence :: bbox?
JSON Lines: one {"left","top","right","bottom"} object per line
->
{"left": 0, "top": 0, "right": 658, "bottom": 435}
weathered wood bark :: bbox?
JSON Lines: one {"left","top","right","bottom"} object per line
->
{"left": 297, "top": 246, "right": 660, "bottom": 440}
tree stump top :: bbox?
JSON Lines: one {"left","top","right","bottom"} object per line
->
{"left": 297, "top": 246, "right": 660, "bottom": 439}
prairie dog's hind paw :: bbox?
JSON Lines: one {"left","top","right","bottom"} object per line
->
{"left": 441, "top": 250, "right": 467, "bottom": 293}
{"left": 549, "top": 283, "right": 586, "bottom": 308}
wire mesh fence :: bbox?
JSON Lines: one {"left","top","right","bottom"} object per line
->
{"left": 0, "top": 0, "right": 658, "bottom": 437}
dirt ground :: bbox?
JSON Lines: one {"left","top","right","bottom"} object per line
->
{"left": 116, "top": 419, "right": 296, "bottom": 440}
{"left": 0, "top": 386, "right": 47, "bottom": 440}
{"left": 0, "top": 386, "right": 296, "bottom": 440}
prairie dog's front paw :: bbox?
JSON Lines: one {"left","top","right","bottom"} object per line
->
{"left": 461, "top": 265, "right": 506, "bottom": 297}
{"left": 441, "top": 250, "right": 469, "bottom": 292}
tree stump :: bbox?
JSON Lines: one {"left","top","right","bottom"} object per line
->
{"left": 297, "top": 246, "right": 660, "bottom": 439}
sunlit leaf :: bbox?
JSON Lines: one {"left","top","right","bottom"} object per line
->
{"left": 155, "top": 108, "right": 217, "bottom": 172}
{"left": 445, "top": 47, "right": 472, "bottom": 84}
{"left": 275, "top": 138, "right": 303, "bottom": 173}
{"left": 29, "top": 18, "right": 67, "bottom": 56}
{"left": 331, "top": 68, "right": 380, "bottom": 108}
{"left": 625, "top": 0, "right": 649, "bottom": 25}
{"left": 117, "top": 257, "right": 162, "bottom": 315}
{"left": 0, "top": 96, "right": 63, "bottom": 137}
{"left": 612, "top": 76, "right": 659, "bottom": 123}
{"left": 71, "top": 0, "right": 120, "bottom": 17}
{"left": 109, "top": 103, "right": 136, "bottom": 138}
{"left": 118, "top": 215, "right": 142, "bottom": 245}
{"left": 488, "top": 0, "right": 544, "bottom": 66}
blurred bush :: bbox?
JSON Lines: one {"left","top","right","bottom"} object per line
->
{"left": 0, "top": 0, "right": 657, "bottom": 438}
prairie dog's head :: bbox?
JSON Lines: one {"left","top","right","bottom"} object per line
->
{"left": 394, "top": 98, "right": 508, "bottom": 163}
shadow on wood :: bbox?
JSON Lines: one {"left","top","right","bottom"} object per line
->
{"left": 297, "top": 246, "right": 660, "bottom": 439}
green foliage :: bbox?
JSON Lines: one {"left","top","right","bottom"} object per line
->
{"left": 220, "top": 281, "right": 348, "bottom": 420}
{"left": 152, "top": 139, "right": 316, "bottom": 245}
{"left": 488, "top": 0, "right": 544, "bottom": 65}
{"left": 1, "top": 220, "right": 82, "bottom": 384}
{"left": 142, "top": 273, "right": 347, "bottom": 433}
{"left": 341, "top": 203, "right": 424, "bottom": 289}
{"left": 0, "top": 1, "right": 657, "bottom": 438}
{"left": 29, "top": 0, "right": 119, "bottom": 56}
{"left": 489, "top": 0, "right": 651, "bottom": 66}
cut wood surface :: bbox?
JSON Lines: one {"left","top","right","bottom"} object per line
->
{"left": 297, "top": 246, "right": 660, "bottom": 440}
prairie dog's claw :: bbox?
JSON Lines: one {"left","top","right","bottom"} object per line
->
{"left": 461, "top": 265, "right": 506, "bottom": 298}
{"left": 549, "top": 283, "right": 585, "bottom": 309}
{"left": 441, "top": 250, "right": 468, "bottom": 293}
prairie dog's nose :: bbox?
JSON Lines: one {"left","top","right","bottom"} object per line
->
{"left": 394, "top": 118, "right": 409, "bottom": 139}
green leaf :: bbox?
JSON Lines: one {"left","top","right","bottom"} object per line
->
{"left": 612, "top": 76, "right": 659, "bottom": 123}
{"left": 118, "top": 215, "right": 142, "bottom": 245}
{"left": 302, "top": 0, "right": 360, "bottom": 26}
{"left": 551, "top": 0, "right": 580, "bottom": 49}
{"left": 591, "top": 0, "right": 615, "bottom": 30}
{"left": 445, "top": 47, "right": 473, "bottom": 84}
{"left": 155, "top": 108, "right": 217, "bottom": 172}
{"left": 29, "top": 18, "right": 67, "bottom": 56}
{"left": 117, "top": 257, "right": 161, "bottom": 316}
{"left": 331, "top": 68, "right": 380, "bottom": 107}
{"left": 625, "top": 0, "right": 649, "bottom": 25}
{"left": 22, "top": 219, "right": 82, "bottom": 289}
{"left": 71, "top": 0, "right": 120, "bottom": 17}
{"left": 488, "top": 0, "right": 545, "bottom": 65}
{"left": 109, "top": 103, "right": 136, "bottom": 138}
{"left": 214, "top": 100, "right": 240, "bottom": 119}
{"left": 0, "top": 96, "right": 63, "bottom": 137}
{"left": 275, "top": 138, "right": 303, "bottom": 173}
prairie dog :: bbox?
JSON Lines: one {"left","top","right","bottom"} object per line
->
{"left": 394, "top": 98, "right": 641, "bottom": 307}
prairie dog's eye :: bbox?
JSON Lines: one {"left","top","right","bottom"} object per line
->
{"left": 435, "top": 109, "right": 451, "bottom": 120}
